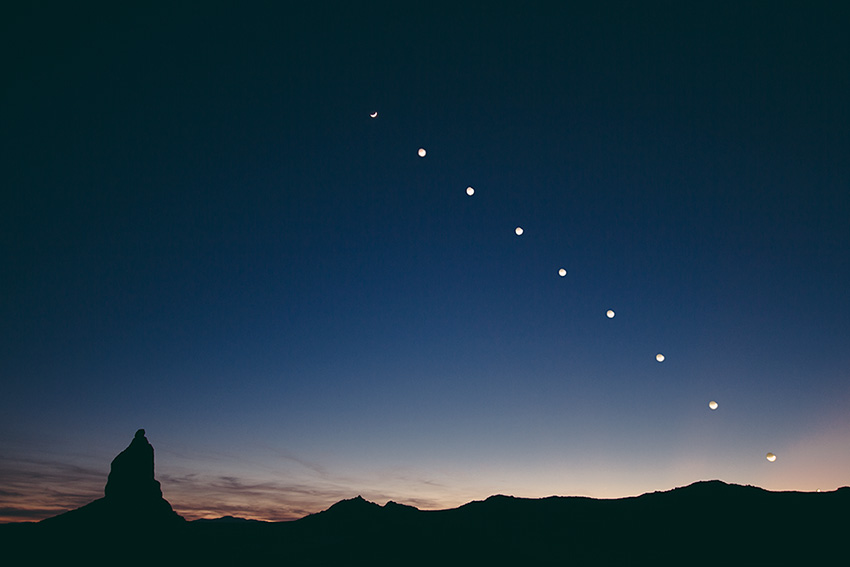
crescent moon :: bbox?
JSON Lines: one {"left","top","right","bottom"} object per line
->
{"left": 370, "top": 111, "right": 378, "bottom": 118}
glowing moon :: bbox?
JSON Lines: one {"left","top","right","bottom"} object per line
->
{"left": 370, "top": 111, "right": 378, "bottom": 118}
{"left": 515, "top": 227, "right": 523, "bottom": 235}
{"left": 418, "top": 148, "right": 426, "bottom": 157}
{"left": 606, "top": 309, "right": 615, "bottom": 319}
{"left": 558, "top": 268, "right": 567, "bottom": 277}
{"left": 708, "top": 400, "right": 718, "bottom": 410}
{"left": 466, "top": 186, "right": 474, "bottom": 196}
{"left": 766, "top": 453, "right": 777, "bottom": 462}
{"left": 656, "top": 353, "right": 665, "bottom": 362}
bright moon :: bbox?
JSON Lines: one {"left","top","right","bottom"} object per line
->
{"left": 709, "top": 400, "right": 718, "bottom": 410}
{"left": 466, "top": 186, "right": 474, "bottom": 196}
{"left": 656, "top": 353, "right": 665, "bottom": 362}
{"left": 515, "top": 227, "right": 523, "bottom": 235}
{"left": 766, "top": 453, "right": 777, "bottom": 462}
{"left": 606, "top": 309, "right": 615, "bottom": 318}
{"left": 418, "top": 148, "right": 426, "bottom": 157}
{"left": 370, "top": 111, "right": 378, "bottom": 118}
{"left": 558, "top": 268, "right": 567, "bottom": 277}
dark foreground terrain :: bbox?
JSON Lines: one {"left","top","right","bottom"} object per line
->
{"left": 1, "top": 431, "right": 846, "bottom": 565}
{"left": 4, "top": 480, "right": 847, "bottom": 565}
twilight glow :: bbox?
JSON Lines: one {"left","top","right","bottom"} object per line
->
{"left": 1, "top": 3, "right": 848, "bottom": 523}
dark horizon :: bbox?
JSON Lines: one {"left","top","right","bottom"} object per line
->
{"left": 2, "top": 432, "right": 847, "bottom": 565}
{"left": 2, "top": 427, "right": 847, "bottom": 525}
{"left": 9, "top": 426, "right": 850, "bottom": 525}
{"left": 2, "top": 2, "right": 849, "bottom": 523}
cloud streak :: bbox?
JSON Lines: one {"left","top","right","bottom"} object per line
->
{"left": 0, "top": 456, "right": 104, "bottom": 522}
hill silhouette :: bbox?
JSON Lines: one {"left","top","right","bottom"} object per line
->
{"left": 1, "top": 431, "right": 846, "bottom": 565}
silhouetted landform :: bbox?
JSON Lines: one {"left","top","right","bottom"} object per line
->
{"left": 191, "top": 515, "right": 267, "bottom": 524}
{"left": 39, "top": 429, "right": 183, "bottom": 528}
{"left": 2, "top": 431, "right": 847, "bottom": 565}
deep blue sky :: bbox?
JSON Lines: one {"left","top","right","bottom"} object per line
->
{"left": 2, "top": 2, "right": 848, "bottom": 521}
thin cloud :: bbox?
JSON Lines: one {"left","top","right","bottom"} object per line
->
{"left": 0, "top": 456, "right": 104, "bottom": 522}
{"left": 165, "top": 472, "right": 361, "bottom": 521}
{"left": 0, "top": 507, "right": 64, "bottom": 523}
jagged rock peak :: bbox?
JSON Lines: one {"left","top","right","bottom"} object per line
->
{"left": 40, "top": 429, "right": 184, "bottom": 527}
{"left": 336, "top": 495, "right": 372, "bottom": 506}
{"left": 103, "top": 428, "right": 163, "bottom": 501}
{"left": 326, "top": 495, "right": 382, "bottom": 515}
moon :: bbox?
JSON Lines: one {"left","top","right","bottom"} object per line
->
{"left": 708, "top": 400, "right": 718, "bottom": 410}
{"left": 558, "top": 268, "right": 567, "bottom": 277}
{"left": 515, "top": 227, "right": 523, "bottom": 235}
{"left": 370, "top": 111, "right": 378, "bottom": 118}
{"left": 466, "top": 186, "right": 474, "bottom": 196}
{"left": 418, "top": 148, "right": 426, "bottom": 157}
{"left": 606, "top": 309, "right": 615, "bottom": 319}
{"left": 766, "top": 452, "right": 777, "bottom": 462}
{"left": 656, "top": 353, "right": 665, "bottom": 362}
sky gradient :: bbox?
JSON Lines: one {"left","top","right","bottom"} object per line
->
{"left": 2, "top": 2, "right": 849, "bottom": 522}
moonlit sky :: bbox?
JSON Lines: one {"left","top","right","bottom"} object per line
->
{"left": 2, "top": 3, "right": 848, "bottom": 522}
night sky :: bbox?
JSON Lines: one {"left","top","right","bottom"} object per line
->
{"left": 2, "top": 2, "right": 848, "bottom": 522}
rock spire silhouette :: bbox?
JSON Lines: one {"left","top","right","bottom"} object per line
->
{"left": 40, "top": 429, "right": 183, "bottom": 528}
{"left": 104, "top": 429, "right": 163, "bottom": 502}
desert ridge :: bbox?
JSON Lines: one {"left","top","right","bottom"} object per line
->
{"left": 0, "top": 430, "right": 846, "bottom": 564}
